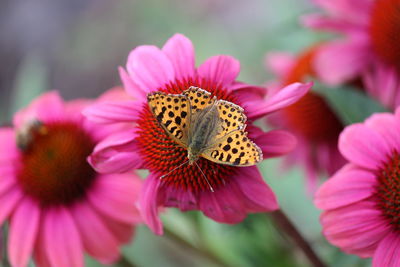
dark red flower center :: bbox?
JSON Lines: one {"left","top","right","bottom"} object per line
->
{"left": 17, "top": 121, "right": 97, "bottom": 206}
{"left": 370, "top": 0, "right": 400, "bottom": 71}
{"left": 376, "top": 151, "right": 400, "bottom": 230}
{"left": 136, "top": 77, "right": 240, "bottom": 192}
{"left": 281, "top": 46, "right": 344, "bottom": 142}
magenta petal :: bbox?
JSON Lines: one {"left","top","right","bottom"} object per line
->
{"left": 118, "top": 67, "right": 147, "bottom": 101}
{"left": 88, "top": 131, "right": 142, "bottom": 173}
{"left": 321, "top": 200, "right": 391, "bottom": 257}
{"left": 198, "top": 55, "right": 240, "bottom": 87}
{"left": 0, "top": 189, "right": 23, "bottom": 225}
{"left": 314, "top": 39, "right": 371, "bottom": 85}
{"left": 162, "top": 33, "right": 195, "bottom": 80}
{"left": 250, "top": 82, "right": 312, "bottom": 118}
{"left": 44, "top": 208, "right": 84, "bottom": 267}
{"left": 365, "top": 113, "right": 400, "bottom": 152}
{"left": 339, "top": 124, "right": 391, "bottom": 170}
{"left": 373, "top": 232, "right": 400, "bottom": 267}
{"left": 33, "top": 231, "right": 52, "bottom": 267}
{"left": 265, "top": 52, "right": 295, "bottom": 78}
{"left": 126, "top": 45, "right": 175, "bottom": 93}
{"left": 315, "top": 164, "right": 376, "bottom": 210}
{"left": 9, "top": 199, "right": 40, "bottom": 267}
{"left": 312, "top": 0, "right": 373, "bottom": 24}
{"left": 140, "top": 175, "right": 163, "bottom": 235}
{"left": 13, "top": 91, "right": 65, "bottom": 127}
{"left": 234, "top": 166, "right": 279, "bottom": 211}
{"left": 161, "top": 186, "right": 198, "bottom": 211}
{"left": 198, "top": 167, "right": 278, "bottom": 223}
{"left": 199, "top": 186, "right": 246, "bottom": 223}
{"left": 100, "top": 218, "right": 135, "bottom": 245}
{"left": 363, "top": 62, "right": 400, "bottom": 111}
{"left": 83, "top": 100, "right": 139, "bottom": 124}
{"left": 301, "top": 14, "right": 362, "bottom": 33}
{"left": 88, "top": 174, "right": 142, "bottom": 224}
{"left": 0, "top": 128, "right": 18, "bottom": 161}
{"left": 71, "top": 202, "right": 120, "bottom": 264}
{"left": 255, "top": 130, "right": 297, "bottom": 158}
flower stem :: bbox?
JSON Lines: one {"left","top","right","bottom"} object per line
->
{"left": 117, "top": 255, "right": 138, "bottom": 267}
{"left": 270, "top": 210, "right": 326, "bottom": 267}
{"left": 163, "top": 227, "right": 230, "bottom": 267}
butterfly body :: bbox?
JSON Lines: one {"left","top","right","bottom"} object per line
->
{"left": 147, "top": 86, "right": 262, "bottom": 168}
{"left": 187, "top": 103, "right": 221, "bottom": 165}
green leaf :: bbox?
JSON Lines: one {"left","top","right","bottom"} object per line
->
{"left": 313, "top": 83, "right": 388, "bottom": 125}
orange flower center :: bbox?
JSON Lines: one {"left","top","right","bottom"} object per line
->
{"left": 376, "top": 151, "right": 400, "bottom": 230}
{"left": 17, "top": 121, "right": 96, "bottom": 206}
{"left": 281, "top": 46, "right": 343, "bottom": 141}
{"left": 370, "top": 0, "right": 400, "bottom": 71}
{"left": 136, "top": 77, "right": 239, "bottom": 192}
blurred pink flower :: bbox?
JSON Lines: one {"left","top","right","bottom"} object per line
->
{"left": 363, "top": 61, "right": 400, "bottom": 111}
{"left": 304, "top": 0, "right": 400, "bottom": 85}
{"left": 0, "top": 90, "right": 142, "bottom": 267}
{"left": 266, "top": 46, "right": 345, "bottom": 192}
{"left": 84, "top": 33, "right": 312, "bottom": 235}
{"left": 315, "top": 108, "right": 400, "bottom": 266}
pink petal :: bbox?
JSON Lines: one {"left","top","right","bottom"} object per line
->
{"left": 265, "top": 52, "right": 295, "bottom": 78}
{"left": 88, "top": 174, "right": 142, "bottom": 224}
{"left": 373, "top": 232, "right": 400, "bottom": 267}
{"left": 301, "top": 14, "right": 364, "bottom": 33}
{"left": 363, "top": 62, "right": 400, "bottom": 111}
{"left": 365, "top": 113, "right": 400, "bottom": 152}
{"left": 126, "top": 45, "right": 175, "bottom": 93}
{"left": 140, "top": 175, "right": 163, "bottom": 235}
{"left": 13, "top": 91, "right": 65, "bottom": 128}
{"left": 199, "top": 183, "right": 247, "bottom": 224}
{"left": 0, "top": 128, "right": 18, "bottom": 162}
{"left": 71, "top": 202, "right": 120, "bottom": 264}
{"left": 198, "top": 55, "right": 240, "bottom": 86}
{"left": 33, "top": 230, "right": 52, "bottom": 267}
{"left": 315, "top": 164, "right": 377, "bottom": 210}
{"left": 249, "top": 82, "right": 312, "bottom": 119}
{"left": 100, "top": 218, "right": 135, "bottom": 245}
{"left": 234, "top": 166, "right": 279, "bottom": 211}
{"left": 97, "top": 86, "right": 132, "bottom": 102}
{"left": 0, "top": 188, "right": 23, "bottom": 225}
{"left": 321, "top": 199, "right": 391, "bottom": 257}
{"left": 339, "top": 124, "right": 391, "bottom": 170}
{"left": 83, "top": 100, "right": 139, "bottom": 124}
{"left": 231, "top": 84, "right": 267, "bottom": 112}
{"left": 44, "top": 208, "right": 84, "bottom": 267}
{"left": 161, "top": 186, "right": 198, "bottom": 211}
{"left": 312, "top": 0, "right": 374, "bottom": 25}
{"left": 88, "top": 131, "right": 142, "bottom": 173}
{"left": 162, "top": 33, "right": 195, "bottom": 80}
{"left": 314, "top": 38, "right": 371, "bottom": 85}
{"left": 255, "top": 130, "right": 297, "bottom": 158}
{"left": 197, "top": 167, "right": 278, "bottom": 223}
{"left": 119, "top": 67, "right": 147, "bottom": 101}
{"left": 8, "top": 199, "right": 40, "bottom": 267}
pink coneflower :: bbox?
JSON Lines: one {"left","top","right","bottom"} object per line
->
{"left": 363, "top": 61, "right": 400, "bottom": 111}
{"left": 304, "top": 0, "right": 400, "bottom": 85}
{"left": 266, "top": 46, "right": 345, "bottom": 191}
{"left": 315, "top": 107, "right": 400, "bottom": 266}
{"left": 0, "top": 91, "right": 142, "bottom": 267}
{"left": 84, "top": 33, "right": 312, "bottom": 234}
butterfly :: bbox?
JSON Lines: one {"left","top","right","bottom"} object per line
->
{"left": 147, "top": 86, "right": 263, "bottom": 190}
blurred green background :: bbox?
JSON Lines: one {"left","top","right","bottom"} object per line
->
{"left": 0, "top": 0, "right": 371, "bottom": 266}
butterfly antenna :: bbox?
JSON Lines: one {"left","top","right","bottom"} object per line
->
{"left": 194, "top": 161, "right": 215, "bottom": 192}
{"left": 160, "top": 160, "right": 189, "bottom": 179}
